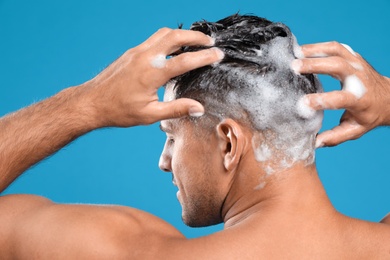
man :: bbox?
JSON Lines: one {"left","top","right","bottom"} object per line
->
{"left": 0, "top": 14, "right": 389, "bottom": 259}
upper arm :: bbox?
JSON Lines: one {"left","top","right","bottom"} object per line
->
{"left": 380, "top": 213, "right": 390, "bottom": 225}
{"left": 0, "top": 194, "right": 187, "bottom": 259}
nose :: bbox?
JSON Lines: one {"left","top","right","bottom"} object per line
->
{"left": 159, "top": 148, "right": 172, "bottom": 173}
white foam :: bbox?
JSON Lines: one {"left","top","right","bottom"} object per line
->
{"left": 261, "top": 82, "right": 281, "bottom": 101}
{"left": 164, "top": 84, "right": 175, "bottom": 101}
{"left": 296, "top": 96, "right": 315, "bottom": 119}
{"left": 304, "top": 111, "right": 323, "bottom": 133}
{"left": 223, "top": 52, "right": 322, "bottom": 171}
{"left": 172, "top": 33, "right": 323, "bottom": 180}
{"left": 267, "top": 36, "right": 295, "bottom": 69}
{"left": 209, "top": 36, "right": 216, "bottom": 46}
{"left": 151, "top": 54, "right": 167, "bottom": 68}
{"left": 189, "top": 111, "right": 204, "bottom": 117}
{"left": 265, "top": 165, "right": 274, "bottom": 175}
{"left": 254, "top": 49, "right": 263, "bottom": 56}
{"left": 314, "top": 95, "right": 325, "bottom": 108}
{"left": 254, "top": 182, "right": 266, "bottom": 190}
{"left": 253, "top": 142, "right": 272, "bottom": 162}
{"left": 315, "top": 138, "right": 324, "bottom": 149}
{"left": 341, "top": 43, "right": 356, "bottom": 56}
{"left": 344, "top": 75, "right": 366, "bottom": 99}
{"left": 291, "top": 34, "right": 304, "bottom": 59}
{"left": 290, "top": 59, "right": 302, "bottom": 75}
{"left": 350, "top": 62, "right": 363, "bottom": 71}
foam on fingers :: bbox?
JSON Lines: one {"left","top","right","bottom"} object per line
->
{"left": 343, "top": 75, "right": 366, "bottom": 99}
{"left": 151, "top": 54, "right": 167, "bottom": 69}
{"left": 297, "top": 96, "right": 316, "bottom": 119}
{"left": 292, "top": 34, "right": 304, "bottom": 59}
{"left": 341, "top": 43, "right": 356, "bottom": 56}
{"left": 291, "top": 59, "right": 302, "bottom": 74}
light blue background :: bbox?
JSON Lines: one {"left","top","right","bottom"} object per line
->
{"left": 0, "top": 0, "right": 389, "bottom": 238}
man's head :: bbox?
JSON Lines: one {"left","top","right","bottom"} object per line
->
{"left": 159, "top": 14, "right": 323, "bottom": 227}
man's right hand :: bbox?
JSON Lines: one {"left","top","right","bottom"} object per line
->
{"left": 82, "top": 28, "right": 223, "bottom": 128}
{"left": 292, "top": 42, "right": 390, "bottom": 147}
{"left": 0, "top": 28, "right": 222, "bottom": 192}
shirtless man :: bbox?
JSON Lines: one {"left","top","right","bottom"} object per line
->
{"left": 0, "top": 14, "right": 389, "bottom": 259}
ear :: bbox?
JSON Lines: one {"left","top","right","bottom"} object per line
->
{"left": 216, "top": 119, "right": 244, "bottom": 171}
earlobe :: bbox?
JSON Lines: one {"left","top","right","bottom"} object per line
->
{"left": 216, "top": 119, "right": 244, "bottom": 171}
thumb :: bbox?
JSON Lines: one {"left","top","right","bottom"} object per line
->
{"left": 151, "top": 98, "right": 205, "bottom": 122}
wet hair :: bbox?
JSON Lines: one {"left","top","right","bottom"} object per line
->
{"left": 170, "top": 14, "right": 323, "bottom": 168}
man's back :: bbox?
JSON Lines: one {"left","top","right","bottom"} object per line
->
{"left": 2, "top": 168, "right": 389, "bottom": 259}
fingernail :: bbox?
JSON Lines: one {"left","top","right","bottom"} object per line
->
{"left": 315, "top": 138, "right": 324, "bottom": 149}
{"left": 210, "top": 48, "right": 225, "bottom": 67}
{"left": 189, "top": 106, "right": 204, "bottom": 117}
{"left": 291, "top": 59, "right": 302, "bottom": 74}
{"left": 208, "top": 36, "right": 215, "bottom": 46}
{"left": 212, "top": 47, "right": 225, "bottom": 60}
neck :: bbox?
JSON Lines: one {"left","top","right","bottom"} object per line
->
{"left": 222, "top": 161, "right": 334, "bottom": 228}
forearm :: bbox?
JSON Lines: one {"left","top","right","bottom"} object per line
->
{"left": 0, "top": 84, "right": 98, "bottom": 192}
{"left": 383, "top": 76, "right": 390, "bottom": 126}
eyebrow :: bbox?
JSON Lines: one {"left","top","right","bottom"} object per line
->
{"left": 159, "top": 121, "right": 174, "bottom": 133}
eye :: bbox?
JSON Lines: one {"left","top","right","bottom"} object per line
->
{"left": 165, "top": 134, "right": 175, "bottom": 146}
{"left": 168, "top": 137, "right": 175, "bottom": 145}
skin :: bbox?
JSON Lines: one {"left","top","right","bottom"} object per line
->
{"left": 292, "top": 41, "right": 390, "bottom": 147}
{"left": 0, "top": 34, "right": 389, "bottom": 258}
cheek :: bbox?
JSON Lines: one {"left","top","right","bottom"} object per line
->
{"left": 172, "top": 151, "right": 205, "bottom": 189}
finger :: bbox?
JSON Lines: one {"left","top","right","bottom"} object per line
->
{"left": 152, "top": 29, "right": 215, "bottom": 55}
{"left": 305, "top": 91, "right": 358, "bottom": 110}
{"left": 316, "top": 121, "right": 365, "bottom": 148}
{"left": 149, "top": 98, "right": 205, "bottom": 122}
{"left": 301, "top": 41, "right": 358, "bottom": 59}
{"left": 164, "top": 47, "right": 224, "bottom": 78}
{"left": 136, "top": 28, "right": 173, "bottom": 51}
{"left": 292, "top": 57, "right": 355, "bottom": 80}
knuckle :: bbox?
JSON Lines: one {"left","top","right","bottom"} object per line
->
{"left": 175, "top": 52, "right": 191, "bottom": 64}
{"left": 158, "top": 27, "right": 172, "bottom": 34}
{"left": 138, "top": 111, "right": 156, "bottom": 125}
{"left": 173, "top": 108, "right": 183, "bottom": 118}
{"left": 338, "top": 92, "right": 350, "bottom": 104}
{"left": 168, "top": 29, "right": 186, "bottom": 45}
{"left": 131, "top": 51, "right": 142, "bottom": 62}
{"left": 170, "top": 103, "right": 185, "bottom": 119}
{"left": 354, "top": 51, "right": 363, "bottom": 59}
{"left": 328, "top": 41, "right": 342, "bottom": 50}
{"left": 330, "top": 41, "right": 349, "bottom": 57}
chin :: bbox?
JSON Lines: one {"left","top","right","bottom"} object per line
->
{"left": 181, "top": 209, "right": 223, "bottom": 228}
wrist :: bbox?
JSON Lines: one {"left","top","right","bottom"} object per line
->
{"left": 380, "top": 76, "right": 390, "bottom": 126}
{"left": 57, "top": 83, "right": 104, "bottom": 131}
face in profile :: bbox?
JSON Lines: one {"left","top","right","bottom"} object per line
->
{"left": 158, "top": 85, "right": 228, "bottom": 227}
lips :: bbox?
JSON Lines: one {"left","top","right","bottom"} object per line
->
{"left": 172, "top": 175, "right": 177, "bottom": 186}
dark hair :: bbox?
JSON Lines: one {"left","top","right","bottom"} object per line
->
{"left": 171, "top": 14, "right": 322, "bottom": 133}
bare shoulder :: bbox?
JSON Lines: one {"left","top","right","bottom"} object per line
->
{"left": 0, "top": 194, "right": 186, "bottom": 259}
{"left": 341, "top": 216, "right": 390, "bottom": 258}
{"left": 380, "top": 212, "right": 390, "bottom": 224}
